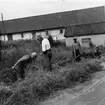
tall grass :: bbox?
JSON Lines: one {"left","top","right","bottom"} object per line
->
{"left": 0, "top": 88, "right": 13, "bottom": 105}
{"left": 1, "top": 40, "right": 41, "bottom": 68}
{"left": 0, "top": 40, "right": 72, "bottom": 85}
{"left": 0, "top": 40, "right": 104, "bottom": 105}
{"left": 1, "top": 58, "right": 103, "bottom": 105}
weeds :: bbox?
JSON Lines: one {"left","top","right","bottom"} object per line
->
{"left": 0, "top": 40, "right": 104, "bottom": 105}
{"left": 0, "top": 87, "right": 13, "bottom": 105}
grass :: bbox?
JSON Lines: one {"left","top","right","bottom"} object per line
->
{"left": 0, "top": 40, "right": 105, "bottom": 105}
{"left": 1, "top": 59, "right": 103, "bottom": 105}
{"left": 0, "top": 88, "right": 13, "bottom": 105}
{"left": 0, "top": 40, "right": 41, "bottom": 69}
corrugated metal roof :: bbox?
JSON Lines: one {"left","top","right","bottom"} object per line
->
{"left": 0, "top": 6, "right": 105, "bottom": 34}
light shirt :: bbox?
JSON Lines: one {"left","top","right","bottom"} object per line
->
{"left": 72, "top": 41, "right": 81, "bottom": 50}
{"left": 42, "top": 38, "right": 51, "bottom": 52}
{"left": 12, "top": 55, "right": 30, "bottom": 69}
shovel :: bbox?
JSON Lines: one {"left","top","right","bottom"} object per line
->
{"left": 72, "top": 53, "right": 82, "bottom": 62}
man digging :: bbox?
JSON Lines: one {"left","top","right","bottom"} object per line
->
{"left": 72, "top": 38, "right": 83, "bottom": 62}
{"left": 12, "top": 52, "right": 37, "bottom": 80}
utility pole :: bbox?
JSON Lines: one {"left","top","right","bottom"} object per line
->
{"left": 1, "top": 13, "right": 5, "bottom": 41}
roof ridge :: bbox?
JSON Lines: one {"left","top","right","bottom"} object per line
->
{"left": 2, "top": 5, "right": 104, "bottom": 22}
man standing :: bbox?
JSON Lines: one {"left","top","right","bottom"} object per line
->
{"left": 12, "top": 52, "right": 37, "bottom": 79}
{"left": 48, "top": 34, "right": 54, "bottom": 47}
{"left": 37, "top": 35, "right": 43, "bottom": 44}
{"left": 72, "top": 38, "right": 82, "bottom": 62}
{"left": 41, "top": 35, "right": 52, "bottom": 71}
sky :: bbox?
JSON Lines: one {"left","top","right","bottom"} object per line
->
{"left": 0, "top": 0, "right": 105, "bottom": 20}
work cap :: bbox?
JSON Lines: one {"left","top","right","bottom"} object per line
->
{"left": 73, "top": 38, "right": 77, "bottom": 40}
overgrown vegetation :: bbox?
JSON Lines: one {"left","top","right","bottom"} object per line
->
{"left": 0, "top": 40, "right": 105, "bottom": 105}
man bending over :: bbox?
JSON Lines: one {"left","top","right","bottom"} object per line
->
{"left": 12, "top": 52, "right": 37, "bottom": 79}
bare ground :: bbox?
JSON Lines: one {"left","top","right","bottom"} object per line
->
{"left": 40, "top": 69, "right": 105, "bottom": 105}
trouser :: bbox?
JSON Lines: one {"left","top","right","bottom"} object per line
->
{"left": 42, "top": 49, "right": 52, "bottom": 71}
{"left": 74, "top": 49, "right": 81, "bottom": 62}
{"left": 20, "top": 68, "right": 25, "bottom": 79}
{"left": 16, "top": 64, "right": 25, "bottom": 79}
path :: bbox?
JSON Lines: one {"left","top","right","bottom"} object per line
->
{"left": 41, "top": 62, "right": 105, "bottom": 105}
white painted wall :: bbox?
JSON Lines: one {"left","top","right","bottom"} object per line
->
{"left": 12, "top": 33, "right": 22, "bottom": 40}
{"left": 35, "top": 29, "right": 65, "bottom": 41}
{"left": 5, "top": 28, "right": 66, "bottom": 41}
{"left": 40, "top": 31, "right": 46, "bottom": 38}
{"left": 23, "top": 32, "right": 32, "bottom": 40}
{"left": 12, "top": 32, "right": 32, "bottom": 40}
{"left": 57, "top": 29, "right": 65, "bottom": 40}
{"left": 48, "top": 29, "right": 65, "bottom": 40}
{"left": 66, "top": 34, "right": 105, "bottom": 47}
{"left": 0, "top": 35, "right": 8, "bottom": 41}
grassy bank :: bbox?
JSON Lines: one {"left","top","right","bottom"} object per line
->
{"left": 0, "top": 40, "right": 104, "bottom": 105}
{"left": 0, "top": 40, "right": 71, "bottom": 84}
{"left": 0, "top": 59, "right": 103, "bottom": 105}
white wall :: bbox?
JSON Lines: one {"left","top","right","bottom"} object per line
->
{"left": 23, "top": 32, "right": 32, "bottom": 40}
{"left": 12, "top": 32, "right": 32, "bottom": 40}
{"left": 91, "top": 34, "right": 105, "bottom": 46}
{"left": 6, "top": 28, "right": 66, "bottom": 41}
{"left": 36, "top": 31, "right": 46, "bottom": 39}
{"left": 0, "top": 35, "right": 8, "bottom": 41}
{"left": 40, "top": 31, "right": 46, "bottom": 38}
{"left": 57, "top": 29, "right": 65, "bottom": 40}
{"left": 49, "top": 29, "right": 60, "bottom": 39}
{"left": 66, "top": 34, "right": 105, "bottom": 47}
{"left": 35, "top": 29, "right": 65, "bottom": 41}
{"left": 12, "top": 33, "right": 22, "bottom": 40}
{"left": 49, "top": 29, "right": 65, "bottom": 40}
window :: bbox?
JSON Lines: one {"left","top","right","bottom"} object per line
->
{"left": 82, "top": 38, "right": 92, "bottom": 47}
{"left": 82, "top": 38, "right": 91, "bottom": 43}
